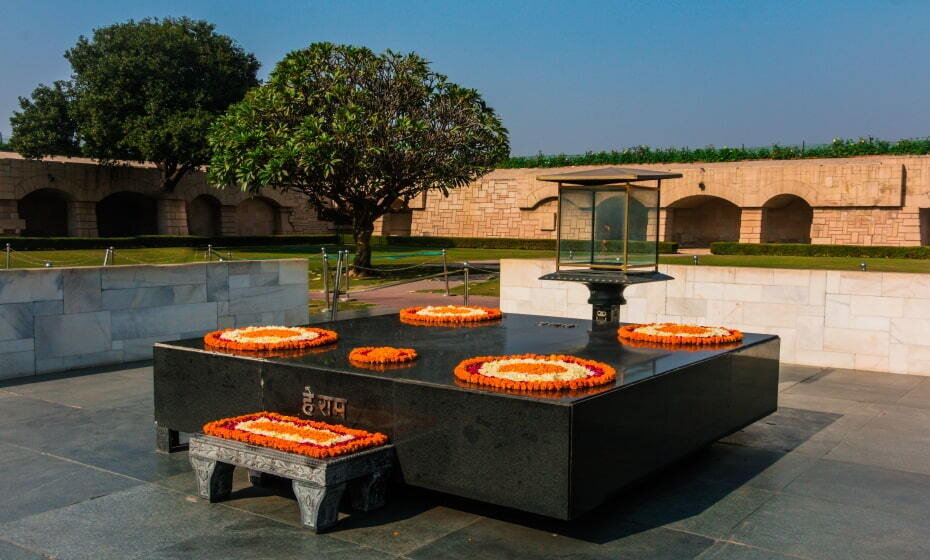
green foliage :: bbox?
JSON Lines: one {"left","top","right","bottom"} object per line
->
{"left": 711, "top": 242, "right": 930, "bottom": 259}
{"left": 503, "top": 137, "right": 930, "bottom": 168}
{"left": 354, "top": 234, "right": 678, "bottom": 254}
{"left": 0, "top": 234, "right": 338, "bottom": 251}
{"left": 208, "top": 42, "right": 510, "bottom": 269}
{"left": 10, "top": 17, "right": 259, "bottom": 191}
{"left": 9, "top": 81, "right": 81, "bottom": 157}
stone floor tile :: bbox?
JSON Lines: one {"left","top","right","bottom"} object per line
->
{"left": 720, "top": 407, "right": 842, "bottom": 454}
{"left": 823, "top": 406, "right": 930, "bottom": 475}
{"left": 0, "top": 401, "right": 191, "bottom": 482}
{"left": 611, "top": 476, "right": 776, "bottom": 539}
{"left": 695, "top": 541, "right": 802, "bottom": 560}
{"left": 407, "top": 516, "right": 714, "bottom": 560}
{"left": 783, "top": 459, "right": 930, "bottom": 518}
{"left": 0, "top": 485, "right": 267, "bottom": 560}
{"left": 897, "top": 377, "right": 930, "bottom": 410}
{"left": 0, "top": 442, "right": 141, "bottom": 523}
{"left": 0, "top": 539, "right": 47, "bottom": 559}
{"left": 0, "top": 392, "right": 78, "bottom": 426}
{"left": 727, "top": 493, "right": 930, "bottom": 560}
{"left": 818, "top": 368, "right": 923, "bottom": 391}
{"left": 1, "top": 365, "right": 153, "bottom": 409}
{"left": 134, "top": 518, "right": 394, "bottom": 560}
{"left": 783, "top": 377, "right": 916, "bottom": 405}
{"left": 327, "top": 491, "right": 485, "bottom": 556}
{"left": 677, "top": 443, "right": 818, "bottom": 491}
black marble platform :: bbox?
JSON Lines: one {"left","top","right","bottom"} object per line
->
{"left": 153, "top": 313, "right": 779, "bottom": 519}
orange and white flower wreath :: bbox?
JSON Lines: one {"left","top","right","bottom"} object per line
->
{"left": 204, "top": 326, "right": 338, "bottom": 351}
{"left": 399, "top": 305, "right": 502, "bottom": 324}
{"left": 618, "top": 323, "right": 743, "bottom": 346}
{"left": 203, "top": 412, "right": 387, "bottom": 459}
{"left": 348, "top": 346, "right": 418, "bottom": 364}
{"left": 455, "top": 354, "right": 615, "bottom": 391}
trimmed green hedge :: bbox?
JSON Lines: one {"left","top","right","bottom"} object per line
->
{"left": 710, "top": 242, "right": 930, "bottom": 259}
{"left": 0, "top": 234, "right": 339, "bottom": 251}
{"left": 503, "top": 137, "right": 930, "bottom": 169}
{"left": 354, "top": 234, "right": 678, "bottom": 254}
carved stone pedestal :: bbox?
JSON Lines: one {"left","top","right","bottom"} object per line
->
{"left": 188, "top": 435, "right": 393, "bottom": 532}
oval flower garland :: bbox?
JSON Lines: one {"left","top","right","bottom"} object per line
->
{"left": 618, "top": 323, "right": 743, "bottom": 346}
{"left": 399, "top": 305, "right": 502, "bottom": 325}
{"left": 348, "top": 346, "right": 418, "bottom": 364}
{"left": 454, "top": 354, "right": 616, "bottom": 391}
{"left": 204, "top": 326, "right": 338, "bottom": 351}
{"left": 203, "top": 412, "right": 388, "bottom": 459}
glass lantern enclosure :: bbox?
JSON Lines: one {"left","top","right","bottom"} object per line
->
{"left": 537, "top": 167, "right": 683, "bottom": 273}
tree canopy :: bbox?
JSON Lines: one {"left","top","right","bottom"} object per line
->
{"left": 10, "top": 17, "right": 259, "bottom": 192}
{"left": 208, "top": 42, "right": 509, "bottom": 271}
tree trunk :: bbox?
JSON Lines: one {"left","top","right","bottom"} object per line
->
{"left": 351, "top": 225, "right": 374, "bottom": 277}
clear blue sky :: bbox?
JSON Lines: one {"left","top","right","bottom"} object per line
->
{"left": 3, "top": 0, "right": 929, "bottom": 156}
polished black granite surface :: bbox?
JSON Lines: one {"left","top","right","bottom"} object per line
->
{"left": 158, "top": 313, "right": 776, "bottom": 402}
{"left": 154, "top": 313, "right": 780, "bottom": 519}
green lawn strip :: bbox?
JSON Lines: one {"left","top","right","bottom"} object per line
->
{"left": 308, "top": 299, "right": 374, "bottom": 315}
{"left": 417, "top": 276, "right": 500, "bottom": 297}
{"left": 660, "top": 254, "right": 930, "bottom": 273}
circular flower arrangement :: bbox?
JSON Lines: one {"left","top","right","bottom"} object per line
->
{"left": 617, "top": 323, "right": 743, "bottom": 346}
{"left": 399, "top": 305, "right": 502, "bottom": 325}
{"left": 348, "top": 346, "right": 418, "bottom": 364}
{"left": 454, "top": 354, "right": 616, "bottom": 391}
{"left": 204, "top": 326, "right": 338, "bottom": 351}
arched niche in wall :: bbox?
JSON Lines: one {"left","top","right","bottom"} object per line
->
{"left": 187, "top": 194, "right": 222, "bottom": 237}
{"left": 96, "top": 191, "right": 158, "bottom": 237}
{"left": 17, "top": 188, "right": 71, "bottom": 237}
{"left": 236, "top": 197, "right": 278, "bottom": 235}
{"left": 665, "top": 195, "right": 741, "bottom": 248}
{"left": 762, "top": 194, "right": 813, "bottom": 244}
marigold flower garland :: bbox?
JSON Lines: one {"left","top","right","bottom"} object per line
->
{"left": 204, "top": 326, "right": 338, "bottom": 351}
{"left": 203, "top": 412, "right": 388, "bottom": 459}
{"left": 348, "top": 346, "right": 418, "bottom": 364}
{"left": 617, "top": 323, "right": 743, "bottom": 346}
{"left": 399, "top": 305, "right": 502, "bottom": 325}
{"left": 454, "top": 354, "right": 616, "bottom": 391}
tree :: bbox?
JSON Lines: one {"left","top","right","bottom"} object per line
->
{"left": 10, "top": 17, "right": 259, "bottom": 192}
{"left": 208, "top": 42, "right": 509, "bottom": 272}
{"left": 9, "top": 81, "right": 81, "bottom": 157}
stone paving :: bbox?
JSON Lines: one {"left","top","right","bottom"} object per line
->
{"left": 0, "top": 361, "right": 928, "bottom": 559}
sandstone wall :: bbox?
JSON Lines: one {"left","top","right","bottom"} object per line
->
{"left": 0, "top": 259, "right": 309, "bottom": 380}
{"left": 377, "top": 155, "right": 930, "bottom": 247}
{"left": 501, "top": 259, "right": 930, "bottom": 376}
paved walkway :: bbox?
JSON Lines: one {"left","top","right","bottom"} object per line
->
{"left": 1, "top": 362, "right": 928, "bottom": 559}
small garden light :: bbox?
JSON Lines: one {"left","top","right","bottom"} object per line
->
{"left": 860, "top": 262, "right": 867, "bottom": 272}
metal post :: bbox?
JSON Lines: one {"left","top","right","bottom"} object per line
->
{"left": 321, "top": 251, "right": 330, "bottom": 312}
{"left": 343, "top": 251, "right": 350, "bottom": 301}
{"left": 330, "top": 251, "right": 343, "bottom": 321}
{"left": 860, "top": 262, "right": 867, "bottom": 272}
{"left": 693, "top": 255, "right": 699, "bottom": 265}
{"left": 109, "top": 247, "right": 115, "bottom": 266}
{"left": 207, "top": 244, "right": 213, "bottom": 262}
{"left": 4, "top": 243, "right": 10, "bottom": 269}
{"left": 463, "top": 261, "right": 470, "bottom": 306}
{"left": 442, "top": 249, "right": 451, "bottom": 296}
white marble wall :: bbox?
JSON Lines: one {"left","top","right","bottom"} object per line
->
{"left": 0, "top": 259, "right": 309, "bottom": 380}
{"left": 501, "top": 259, "right": 930, "bottom": 376}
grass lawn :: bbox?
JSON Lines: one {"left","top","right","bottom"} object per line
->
{"left": 308, "top": 298, "right": 374, "bottom": 315}
{"left": 3, "top": 244, "right": 552, "bottom": 291}
{"left": 659, "top": 254, "right": 930, "bottom": 273}
{"left": 417, "top": 276, "right": 500, "bottom": 297}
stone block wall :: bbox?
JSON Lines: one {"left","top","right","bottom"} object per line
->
{"left": 0, "top": 259, "right": 309, "bottom": 380}
{"left": 501, "top": 259, "right": 930, "bottom": 376}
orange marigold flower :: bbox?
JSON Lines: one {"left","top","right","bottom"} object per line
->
{"left": 399, "top": 305, "right": 502, "bottom": 325}
{"left": 203, "top": 412, "right": 388, "bottom": 459}
{"left": 204, "top": 326, "right": 338, "bottom": 351}
{"left": 618, "top": 323, "right": 743, "bottom": 346}
{"left": 348, "top": 346, "right": 418, "bottom": 364}
{"left": 454, "top": 354, "right": 616, "bottom": 392}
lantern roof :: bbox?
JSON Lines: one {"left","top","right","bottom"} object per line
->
{"left": 536, "top": 167, "right": 683, "bottom": 185}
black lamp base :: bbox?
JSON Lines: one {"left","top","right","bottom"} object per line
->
{"left": 539, "top": 269, "right": 673, "bottom": 328}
